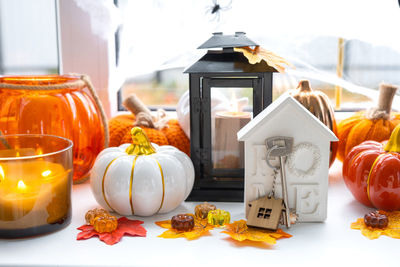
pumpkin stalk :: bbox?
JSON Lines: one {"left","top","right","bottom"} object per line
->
{"left": 125, "top": 127, "right": 156, "bottom": 155}
{"left": 123, "top": 94, "right": 169, "bottom": 130}
{"left": 384, "top": 124, "right": 400, "bottom": 153}
{"left": 366, "top": 83, "right": 398, "bottom": 120}
{"left": 297, "top": 80, "right": 312, "bottom": 92}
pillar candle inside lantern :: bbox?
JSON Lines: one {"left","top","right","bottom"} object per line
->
{"left": 213, "top": 93, "right": 251, "bottom": 169}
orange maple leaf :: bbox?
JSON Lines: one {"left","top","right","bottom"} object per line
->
{"left": 221, "top": 220, "right": 292, "bottom": 245}
{"left": 155, "top": 214, "right": 215, "bottom": 240}
{"left": 351, "top": 210, "right": 400, "bottom": 240}
{"left": 234, "top": 46, "right": 294, "bottom": 73}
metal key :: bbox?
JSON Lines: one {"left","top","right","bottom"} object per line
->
{"left": 265, "top": 136, "right": 293, "bottom": 228}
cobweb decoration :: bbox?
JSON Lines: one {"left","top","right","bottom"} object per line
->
{"left": 73, "top": 0, "right": 121, "bottom": 40}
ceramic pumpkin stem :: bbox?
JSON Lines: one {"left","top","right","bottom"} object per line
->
{"left": 366, "top": 83, "right": 398, "bottom": 120}
{"left": 297, "top": 80, "right": 312, "bottom": 92}
{"left": 125, "top": 127, "right": 156, "bottom": 156}
{"left": 384, "top": 124, "right": 400, "bottom": 152}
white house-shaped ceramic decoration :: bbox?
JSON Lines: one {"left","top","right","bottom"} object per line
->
{"left": 237, "top": 93, "right": 338, "bottom": 222}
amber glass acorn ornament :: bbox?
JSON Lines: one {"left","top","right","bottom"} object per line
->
{"left": 337, "top": 83, "right": 400, "bottom": 161}
{"left": 0, "top": 75, "right": 108, "bottom": 183}
{"left": 289, "top": 80, "right": 337, "bottom": 166}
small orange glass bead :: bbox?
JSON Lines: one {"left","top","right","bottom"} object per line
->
{"left": 364, "top": 211, "right": 389, "bottom": 229}
{"left": 195, "top": 202, "right": 216, "bottom": 219}
{"left": 93, "top": 215, "right": 118, "bottom": 233}
{"left": 171, "top": 214, "right": 194, "bottom": 232}
{"left": 85, "top": 208, "right": 108, "bottom": 225}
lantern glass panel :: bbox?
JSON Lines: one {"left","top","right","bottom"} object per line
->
{"left": 211, "top": 87, "right": 252, "bottom": 173}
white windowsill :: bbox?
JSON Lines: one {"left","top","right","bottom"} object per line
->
{"left": 0, "top": 160, "right": 396, "bottom": 267}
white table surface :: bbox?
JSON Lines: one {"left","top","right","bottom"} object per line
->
{"left": 0, "top": 161, "right": 399, "bottom": 267}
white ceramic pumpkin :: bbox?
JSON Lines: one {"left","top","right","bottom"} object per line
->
{"left": 176, "top": 90, "right": 231, "bottom": 138}
{"left": 177, "top": 90, "right": 249, "bottom": 138}
{"left": 90, "top": 127, "right": 195, "bottom": 216}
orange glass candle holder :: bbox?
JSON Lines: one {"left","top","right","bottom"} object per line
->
{"left": 0, "top": 75, "right": 108, "bottom": 183}
{"left": 0, "top": 134, "right": 73, "bottom": 238}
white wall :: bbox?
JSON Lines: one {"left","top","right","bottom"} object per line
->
{"left": 58, "top": 0, "right": 118, "bottom": 118}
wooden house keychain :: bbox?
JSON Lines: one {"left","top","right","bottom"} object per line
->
{"left": 247, "top": 136, "right": 297, "bottom": 230}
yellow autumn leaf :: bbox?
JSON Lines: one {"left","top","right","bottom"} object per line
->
{"left": 154, "top": 220, "right": 171, "bottom": 229}
{"left": 234, "top": 46, "right": 294, "bottom": 73}
{"left": 155, "top": 214, "right": 214, "bottom": 240}
{"left": 351, "top": 210, "right": 400, "bottom": 240}
{"left": 221, "top": 220, "right": 292, "bottom": 245}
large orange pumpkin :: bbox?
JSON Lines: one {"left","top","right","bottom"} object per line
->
{"left": 109, "top": 95, "right": 190, "bottom": 155}
{"left": 343, "top": 124, "right": 400, "bottom": 210}
{"left": 289, "top": 80, "right": 338, "bottom": 167}
{"left": 337, "top": 83, "right": 400, "bottom": 161}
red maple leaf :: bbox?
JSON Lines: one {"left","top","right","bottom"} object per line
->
{"left": 77, "top": 217, "right": 146, "bottom": 245}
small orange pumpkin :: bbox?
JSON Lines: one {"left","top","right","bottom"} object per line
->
{"left": 289, "top": 80, "right": 338, "bottom": 167}
{"left": 337, "top": 83, "right": 400, "bottom": 161}
{"left": 109, "top": 95, "right": 190, "bottom": 155}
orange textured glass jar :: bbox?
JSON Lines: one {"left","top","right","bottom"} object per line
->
{"left": 0, "top": 75, "right": 108, "bottom": 183}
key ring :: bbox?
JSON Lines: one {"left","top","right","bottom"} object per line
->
{"left": 265, "top": 144, "right": 281, "bottom": 170}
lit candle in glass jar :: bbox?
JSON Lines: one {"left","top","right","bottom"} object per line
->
{"left": 0, "top": 135, "right": 72, "bottom": 238}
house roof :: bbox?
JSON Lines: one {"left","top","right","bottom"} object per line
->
{"left": 248, "top": 196, "right": 284, "bottom": 207}
{"left": 237, "top": 93, "right": 338, "bottom": 142}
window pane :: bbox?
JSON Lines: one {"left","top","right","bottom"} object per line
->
{"left": 0, "top": 0, "right": 58, "bottom": 75}
{"left": 117, "top": 0, "right": 400, "bottom": 110}
{"left": 121, "top": 69, "right": 188, "bottom": 108}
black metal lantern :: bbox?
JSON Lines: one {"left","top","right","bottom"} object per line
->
{"left": 184, "top": 32, "right": 277, "bottom": 202}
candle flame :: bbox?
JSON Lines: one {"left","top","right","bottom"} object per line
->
{"left": 230, "top": 91, "right": 239, "bottom": 114}
{"left": 41, "top": 170, "right": 52, "bottom": 177}
{"left": 37, "top": 148, "right": 43, "bottom": 155}
{"left": 16, "top": 151, "right": 20, "bottom": 157}
{"left": 17, "top": 180, "right": 27, "bottom": 191}
{"left": 0, "top": 165, "right": 4, "bottom": 182}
